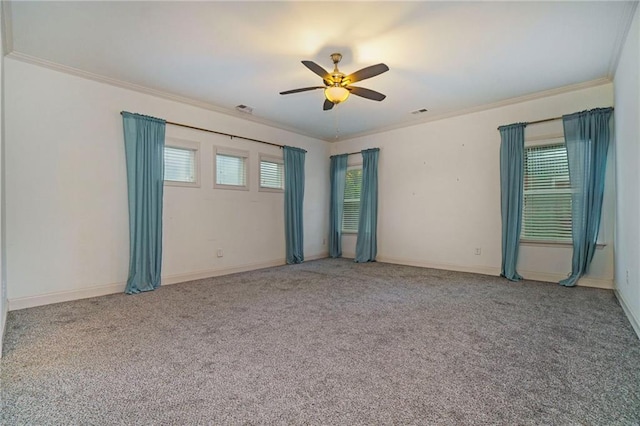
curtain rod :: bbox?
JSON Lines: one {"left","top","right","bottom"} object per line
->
{"left": 330, "top": 150, "right": 374, "bottom": 158}
{"left": 526, "top": 116, "right": 563, "bottom": 126}
{"left": 497, "top": 107, "right": 615, "bottom": 130}
{"left": 120, "top": 112, "right": 284, "bottom": 149}
{"left": 330, "top": 152, "right": 359, "bottom": 157}
{"left": 495, "top": 116, "right": 561, "bottom": 131}
{"left": 166, "top": 120, "right": 285, "bottom": 149}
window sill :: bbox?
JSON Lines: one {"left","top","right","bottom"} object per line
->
{"left": 520, "top": 239, "right": 606, "bottom": 249}
{"left": 165, "top": 180, "right": 200, "bottom": 188}
{"left": 259, "top": 187, "right": 284, "bottom": 193}
{"left": 214, "top": 184, "right": 249, "bottom": 191}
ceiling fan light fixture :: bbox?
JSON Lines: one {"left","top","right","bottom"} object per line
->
{"left": 325, "top": 86, "right": 350, "bottom": 104}
{"left": 281, "top": 53, "right": 389, "bottom": 110}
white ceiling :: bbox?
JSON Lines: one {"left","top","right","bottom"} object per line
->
{"left": 6, "top": 1, "right": 637, "bottom": 141}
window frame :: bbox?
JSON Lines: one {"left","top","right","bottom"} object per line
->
{"left": 164, "top": 138, "right": 200, "bottom": 188}
{"left": 258, "top": 154, "right": 285, "bottom": 193}
{"left": 342, "top": 164, "right": 363, "bottom": 234}
{"left": 213, "top": 147, "right": 250, "bottom": 191}
{"left": 520, "top": 136, "right": 572, "bottom": 245}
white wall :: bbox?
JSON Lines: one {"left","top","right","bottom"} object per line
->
{"left": 332, "top": 83, "right": 615, "bottom": 288}
{"left": 5, "top": 58, "right": 329, "bottom": 308}
{"left": 613, "top": 5, "right": 640, "bottom": 337}
{"left": 0, "top": 4, "right": 7, "bottom": 354}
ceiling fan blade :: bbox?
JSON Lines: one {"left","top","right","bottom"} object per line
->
{"left": 344, "top": 63, "right": 389, "bottom": 84}
{"left": 347, "top": 86, "right": 386, "bottom": 101}
{"left": 280, "top": 86, "right": 325, "bottom": 95}
{"left": 323, "top": 99, "right": 335, "bottom": 111}
{"left": 302, "top": 60, "right": 332, "bottom": 82}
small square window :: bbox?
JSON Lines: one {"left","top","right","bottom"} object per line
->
{"left": 214, "top": 148, "right": 249, "bottom": 190}
{"left": 164, "top": 139, "right": 200, "bottom": 187}
{"left": 259, "top": 155, "right": 284, "bottom": 192}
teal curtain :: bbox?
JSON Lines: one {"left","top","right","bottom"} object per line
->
{"left": 560, "top": 107, "right": 613, "bottom": 287}
{"left": 499, "top": 123, "right": 526, "bottom": 281}
{"left": 122, "top": 112, "right": 166, "bottom": 294}
{"left": 355, "top": 148, "right": 379, "bottom": 263}
{"left": 284, "top": 146, "right": 306, "bottom": 264}
{"left": 329, "top": 154, "right": 348, "bottom": 258}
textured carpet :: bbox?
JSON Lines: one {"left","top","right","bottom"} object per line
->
{"left": 2, "top": 258, "right": 639, "bottom": 424}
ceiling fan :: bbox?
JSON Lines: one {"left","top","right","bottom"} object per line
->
{"left": 280, "top": 53, "right": 389, "bottom": 111}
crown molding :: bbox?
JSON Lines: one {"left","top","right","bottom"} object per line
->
{"left": 1, "top": 0, "right": 13, "bottom": 56}
{"left": 6, "top": 51, "right": 613, "bottom": 144}
{"left": 608, "top": 1, "right": 639, "bottom": 78}
{"left": 6, "top": 51, "right": 328, "bottom": 142}
{"left": 334, "top": 77, "right": 612, "bottom": 142}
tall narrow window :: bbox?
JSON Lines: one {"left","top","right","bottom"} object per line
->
{"left": 521, "top": 143, "right": 572, "bottom": 242}
{"left": 342, "top": 167, "right": 363, "bottom": 233}
{"left": 259, "top": 155, "right": 284, "bottom": 192}
{"left": 214, "top": 148, "right": 249, "bottom": 190}
{"left": 164, "top": 139, "right": 199, "bottom": 187}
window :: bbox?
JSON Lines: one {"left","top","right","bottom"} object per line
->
{"left": 521, "top": 142, "right": 572, "bottom": 243}
{"left": 214, "top": 148, "right": 249, "bottom": 190}
{"left": 164, "top": 139, "right": 199, "bottom": 187}
{"left": 259, "top": 155, "right": 284, "bottom": 192}
{"left": 342, "top": 167, "right": 363, "bottom": 233}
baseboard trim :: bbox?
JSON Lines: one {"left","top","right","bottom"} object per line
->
{"left": 369, "top": 256, "right": 613, "bottom": 289}
{"left": 8, "top": 282, "right": 125, "bottom": 311}
{"left": 0, "top": 300, "right": 7, "bottom": 357}
{"left": 376, "top": 256, "right": 501, "bottom": 277}
{"left": 615, "top": 288, "right": 640, "bottom": 340}
{"left": 161, "top": 259, "right": 287, "bottom": 286}
{"left": 8, "top": 253, "right": 328, "bottom": 311}
{"left": 161, "top": 252, "right": 328, "bottom": 285}
{"left": 305, "top": 252, "right": 329, "bottom": 261}
{"left": 520, "top": 270, "right": 614, "bottom": 289}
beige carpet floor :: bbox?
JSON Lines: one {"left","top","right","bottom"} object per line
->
{"left": 2, "top": 258, "right": 639, "bottom": 424}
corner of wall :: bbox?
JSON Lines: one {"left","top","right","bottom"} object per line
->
{"left": 615, "top": 287, "right": 640, "bottom": 339}
{"left": 0, "top": 0, "right": 7, "bottom": 358}
{"left": 613, "top": 2, "right": 640, "bottom": 342}
{"left": 0, "top": 306, "right": 6, "bottom": 356}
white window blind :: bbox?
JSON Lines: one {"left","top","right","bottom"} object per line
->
{"left": 521, "top": 143, "right": 572, "bottom": 242}
{"left": 164, "top": 146, "right": 196, "bottom": 183}
{"left": 216, "top": 153, "right": 247, "bottom": 187}
{"left": 260, "top": 158, "right": 284, "bottom": 190}
{"left": 343, "top": 168, "right": 362, "bottom": 233}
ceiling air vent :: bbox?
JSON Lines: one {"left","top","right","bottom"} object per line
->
{"left": 411, "top": 108, "right": 428, "bottom": 115}
{"left": 235, "top": 105, "right": 253, "bottom": 114}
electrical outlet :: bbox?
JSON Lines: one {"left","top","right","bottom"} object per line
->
{"left": 322, "top": 238, "right": 326, "bottom": 246}
{"left": 475, "top": 248, "right": 481, "bottom": 255}
{"left": 217, "top": 249, "right": 223, "bottom": 258}
{"left": 626, "top": 270, "right": 629, "bottom": 285}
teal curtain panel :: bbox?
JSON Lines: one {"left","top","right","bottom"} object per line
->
{"left": 355, "top": 148, "right": 380, "bottom": 263}
{"left": 329, "top": 154, "right": 349, "bottom": 258}
{"left": 284, "top": 146, "right": 306, "bottom": 264}
{"left": 122, "top": 112, "right": 166, "bottom": 294}
{"left": 560, "top": 107, "right": 613, "bottom": 287}
{"left": 499, "top": 123, "right": 526, "bottom": 281}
